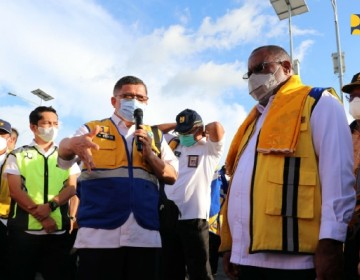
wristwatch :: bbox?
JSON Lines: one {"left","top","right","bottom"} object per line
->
{"left": 48, "top": 200, "right": 59, "bottom": 212}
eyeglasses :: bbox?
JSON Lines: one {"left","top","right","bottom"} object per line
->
{"left": 243, "top": 61, "right": 283, "bottom": 79}
{"left": 115, "top": 93, "right": 149, "bottom": 102}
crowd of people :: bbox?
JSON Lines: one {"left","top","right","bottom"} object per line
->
{"left": 0, "top": 44, "right": 359, "bottom": 280}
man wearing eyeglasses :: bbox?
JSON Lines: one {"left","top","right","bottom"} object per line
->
{"left": 220, "top": 45, "right": 355, "bottom": 280}
{"left": 57, "top": 76, "right": 178, "bottom": 280}
{"left": 342, "top": 72, "right": 360, "bottom": 280}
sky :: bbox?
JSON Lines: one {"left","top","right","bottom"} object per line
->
{"left": 0, "top": 0, "right": 359, "bottom": 164}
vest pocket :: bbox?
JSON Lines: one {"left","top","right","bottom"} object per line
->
{"left": 92, "top": 138, "right": 116, "bottom": 167}
{"left": 265, "top": 168, "right": 316, "bottom": 219}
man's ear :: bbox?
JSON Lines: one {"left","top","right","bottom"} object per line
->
{"left": 111, "top": 96, "right": 117, "bottom": 107}
{"left": 281, "top": 60, "right": 292, "bottom": 74}
{"left": 29, "top": 123, "right": 37, "bottom": 133}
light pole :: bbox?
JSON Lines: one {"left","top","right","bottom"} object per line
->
{"left": 31, "top": 89, "right": 54, "bottom": 105}
{"left": 331, "top": 0, "right": 345, "bottom": 102}
{"left": 8, "top": 92, "right": 39, "bottom": 106}
{"left": 8, "top": 89, "right": 54, "bottom": 106}
{"left": 270, "top": 0, "right": 309, "bottom": 74}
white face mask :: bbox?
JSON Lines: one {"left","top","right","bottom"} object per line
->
{"left": 349, "top": 97, "right": 360, "bottom": 120}
{"left": 118, "top": 99, "right": 147, "bottom": 122}
{"left": 248, "top": 66, "right": 281, "bottom": 102}
{"left": 0, "top": 137, "right": 7, "bottom": 151}
{"left": 37, "top": 127, "right": 58, "bottom": 143}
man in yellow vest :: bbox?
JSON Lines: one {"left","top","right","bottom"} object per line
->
{"left": 220, "top": 45, "right": 356, "bottom": 280}
{"left": 0, "top": 119, "right": 13, "bottom": 279}
{"left": 4, "top": 106, "right": 80, "bottom": 280}
{"left": 57, "top": 75, "right": 178, "bottom": 280}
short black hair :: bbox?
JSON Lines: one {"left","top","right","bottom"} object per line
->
{"left": 113, "top": 76, "right": 147, "bottom": 95}
{"left": 29, "top": 106, "right": 58, "bottom": 125}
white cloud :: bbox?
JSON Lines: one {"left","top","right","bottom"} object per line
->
{"left": 294, "top": 40, "right": 315, "bottom": 62}
{"left": 0, "top": 0, "right": 325, "bottom": 160}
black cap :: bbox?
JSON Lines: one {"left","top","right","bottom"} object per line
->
{"left": 0, "top": 119, "right": 11, "bottom": 134}
{"left": 175, "top": 109, "right": 203, "bottom": 134}
{"left": 342, "top": 72, "right": 360, "bottom": 93}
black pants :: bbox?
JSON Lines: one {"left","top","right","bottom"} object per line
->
{"left": 8, "top": 230, "right": 71, "bottom": 280}
{"left": 344, "top": 226, "right": 360, "bottom": 280}
{"left": 65, "top": 228, "right": 79, "bottom": 280}
{"left": 161, "top": 219, "right": 213, "bottom": 280}
{"left": 237, "top": 265, "right": 316, "bottom": 280}
{"left": 0, "top": 221, "right": 10, "bottom": 280}
{"left": 208, "top": 232, "right": 221, "bottom": 275}
{"left": 77, "top": 247, "right": 162, "bottom": 280}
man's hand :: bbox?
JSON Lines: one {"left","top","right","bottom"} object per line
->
{"left": 223, "top": 251, "right": 240, "bottom": 280}
{"left": 68, "top": 126, "right": 101, "bottom": 171}
{"left": 30, "top": 203, "right": 51, "bottom": 221}
{"left": 314, "top": 238, "right": 344, "bottom": 280}
{"left": 69, "top": 217, "right": 77, "bottom": 234}
{"left": 134, "top": 125, "right": 155, "bottom": 161}
{"left": 41, "top": 216, "right": 58, "bottom": 233}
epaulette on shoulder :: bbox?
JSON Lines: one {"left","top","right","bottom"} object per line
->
{"left": 85, "top": 118, "right": 111, "bottom": 130}
{"left": 168, "top": 137, "right": 180, "bottom": 151}
{"left": 150, "top": 125, "right": 162, "bottom": 157}
{"left": 10, "top": 145, "right": 33, "bottom": 157}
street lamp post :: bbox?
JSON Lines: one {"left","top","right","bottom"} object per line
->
{"left": 8, "top": 89, "right": 54, "bottom": 106}
{"left": 270, "top": 0, "right": 309, "bottom": 74}
{"left": 331, "top": 0, "right": 345, "bottom": 102}
{"left": 8, "top": 92, "right": 39, "bottom": 106}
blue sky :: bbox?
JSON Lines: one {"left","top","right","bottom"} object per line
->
{"left": 0, "top": 0, "right": 358, "bottom": 163}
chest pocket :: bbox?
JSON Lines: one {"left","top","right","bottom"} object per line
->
{"left": 92, "top": 135, "right": 117, "bottom": 168}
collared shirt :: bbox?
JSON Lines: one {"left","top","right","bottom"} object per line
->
{"left": 58, "top": 114, "right": 179, "bottom": 248}
{"left": 0, "top": 152, "right": 7, "bottom": 167}
{"left": 165, "top": 137, "right": 224, "bottom": 220}
{"left": 4, "top": 140, "right": 80, "bottom": 233}
{"left": 228, "top": 91, "right": 355, "bottom": 269}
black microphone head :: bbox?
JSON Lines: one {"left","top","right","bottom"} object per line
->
{"left": 134, "top": 108, "right": 143, "bottom": 118}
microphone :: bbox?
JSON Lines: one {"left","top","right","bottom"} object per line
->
{"left": 134, "top": 108, "right": 143, "bottom": 151}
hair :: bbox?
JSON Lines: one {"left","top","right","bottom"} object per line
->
{"left": 11, "top": 127, "right": 19, "bottom": 140}
{"left": 11, "top": 127, "right": 19, "bottom": 137}
{"left": 113, "top": 76, "right": 147, "bottom": 96}
{"left": 251, "top": 45, "right": 291, "bottom": 62}
{"left": 29, "top": 106, "right": 58, "bottom": 125}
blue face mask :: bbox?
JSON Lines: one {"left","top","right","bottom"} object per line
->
{"left": 179, "top": 134, "right": 197, "bottom": 147}
{"left": 118, "top": 99, "right": 146, "bottom": 122}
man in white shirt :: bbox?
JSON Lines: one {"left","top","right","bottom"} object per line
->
{"left": 160, "top": 109, "right": 225, "bottom": 280}
{"left": 220, "top": 45, "right": 355, "bottom": 280}
{"left": 5, "top": 106, "right": 80, "bottom": 280}
{"left": 57, "top": 76, "right": 178, "bottom": 280}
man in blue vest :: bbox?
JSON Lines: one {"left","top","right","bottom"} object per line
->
{"left": 57, "top": 76, "right": 178, "bottom": 280}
